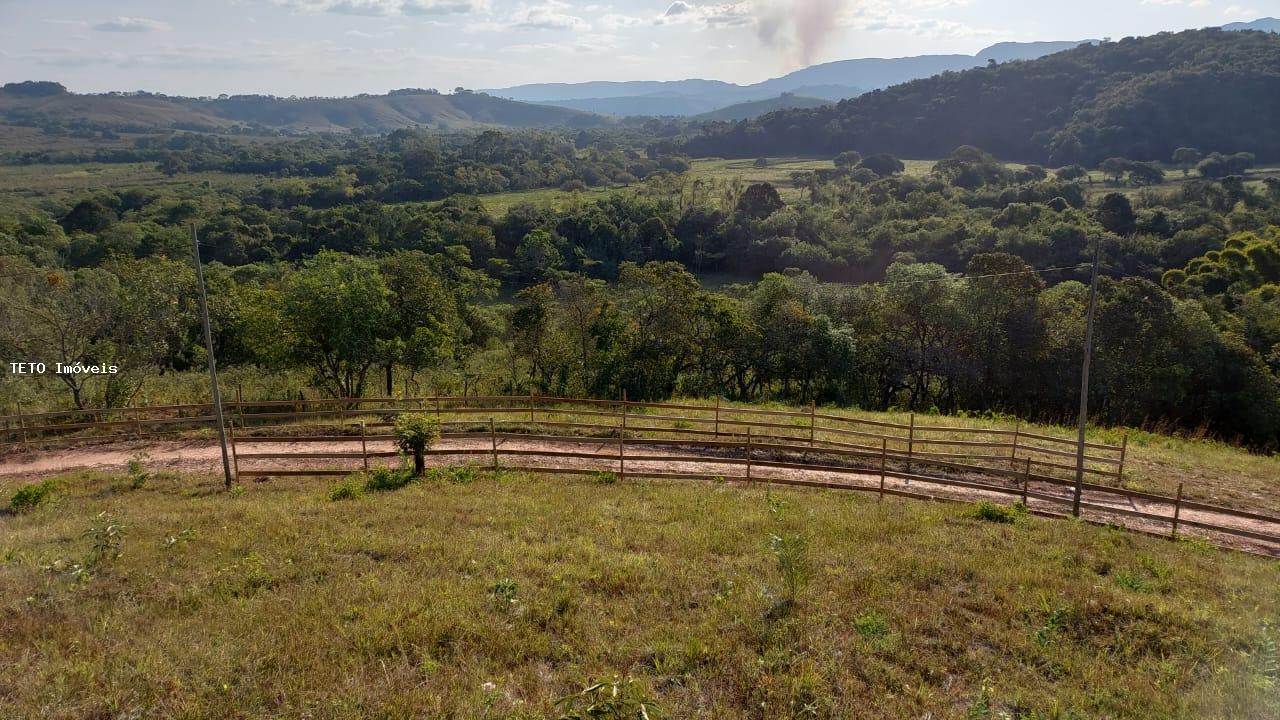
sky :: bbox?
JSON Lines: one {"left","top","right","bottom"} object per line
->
{"left": 0, "top": 0, "right": 1275, "bottom": 95}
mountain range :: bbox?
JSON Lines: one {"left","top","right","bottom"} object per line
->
{"left": 0, "top": 85, "right": 604, "bottom": 134}
{"left": 685, "top": 27, "right": 1280, "bottom": 165}
{"left": 1, "top": 18, "right": 1276, "bottom": 136}
{"left": 485, "top": 41, "right": 1090, "bottom": 117}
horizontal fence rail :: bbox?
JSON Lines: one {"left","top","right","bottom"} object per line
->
{"left": 3, "top": 394, "right": 1277, "bottom": 554}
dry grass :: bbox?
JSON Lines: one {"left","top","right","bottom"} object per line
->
{"left": 1, "top": 468, "right": 1277, "bottom": 719}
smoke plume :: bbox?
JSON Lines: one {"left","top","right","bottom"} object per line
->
{"left": 754, "top": 0, "right": 847, "bottom": 67}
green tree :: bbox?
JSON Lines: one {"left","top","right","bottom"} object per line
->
{"left": 1172, "top": 147, "right": 1201, "bottom": 176}
{"left": 280, "top": 252, "right": 395, "bottom": 398}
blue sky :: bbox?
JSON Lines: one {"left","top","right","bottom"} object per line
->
{"left": 0, "top": 0, "right": 1274, "bottom": 95}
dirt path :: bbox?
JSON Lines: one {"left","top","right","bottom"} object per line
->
{"left": 3, "top": 437, "right": 1277, "bottom": 557}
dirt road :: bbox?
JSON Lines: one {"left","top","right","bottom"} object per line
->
{"left": 2, "top": 436, "right": 1277, "bottom": 557}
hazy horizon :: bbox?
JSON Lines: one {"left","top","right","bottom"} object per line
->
{"left": 0, "top": 1, "right": 1276, "bottom": 97}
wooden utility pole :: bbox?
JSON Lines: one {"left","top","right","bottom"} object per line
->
{"left": 192, "top": 225, "right": 234, "bottom": 490}
{"left": 1073, "top": 237, "right": 1102, "bottom": 517}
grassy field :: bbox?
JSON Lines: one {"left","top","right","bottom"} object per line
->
{"left": 0, "top": 161, "right": 259, "bottom": 207}
{"left": 1, "top": 468, "right": 1276, "bottom": 719}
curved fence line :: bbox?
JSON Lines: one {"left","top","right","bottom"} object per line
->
{"left": 5, "top": 394, "right": 1279, "bottom": 551}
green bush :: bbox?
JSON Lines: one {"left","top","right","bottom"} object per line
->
{"left": 967, "top": 501, "right": 1024, "bottom": 524}
{"left": 327, "top": 476, "right": 365, "bottom": 501}
{"left": 426, "top": 465, "right": 480, "bottom": 484}
{"left": 593, "top": 471, "right": 619, "bottom": 485}
{"left": 393, "top": 413, "right": 441, "bottom": 475}
{"left": 10, "top": 480, "right": 56, "bottom": 513}
{"left": 364, "top": 466, "right": 415, "bottom": 492}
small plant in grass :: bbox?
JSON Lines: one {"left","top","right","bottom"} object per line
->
{"left": 967, "top": 500, "right": 1024, "bottom": 523}
{"left": 162, "top": 528, "right": 195, "bottom": 549}
{"left": 427, "top": 464, "right": 480, "bottom": 484}
{"left": 10, "top": 479, "right": 56, "bottom": 513}
{"left": 489, "top": 578, "right": 519, "bottom": 611}
{"left": 393, "top": 412, "right": 440, "bottom": 475}
{"left": 593, "top": 470, "right": 619, "bottom": 485}
{"left": 328, "top": 476, "right": 365, "bottom": 501}
{"left": 44, "top": 512, "right": 126, "bottom": 581}
{"left": 84, "top": 512, "right": 126, "bottom": 568}
{"left": 853, "top": 611, "right": 891, "bottom": 642}
{"left": 1114, "top": 570, "right": 1153, "bottom": 592}
{"left": 965, "top": 680, "right": 994, "bottom": 720}
{"left": 364, "top": 466, "right": 415, "bottom": 492}
{"left": 1034, "top": 600, "right": 1071, "bottom": 646}
{"left": 672, "top": 420, "right": 692, "bottom": 430}
{"left": 556, "top": 676, "right": 663, "bottom": 720}
{"left": 765, "top": 532, "right": 810, "bottom": 619}
{"left": 126, "top": 451, "right": 151, "bottom": 489}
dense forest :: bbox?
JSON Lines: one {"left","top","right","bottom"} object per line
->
{"left": 3, "top": 27, "right": 1280, "bottom": 448}
{"left": 3, "top": 129, "right": 1279, "bottom": 447}
{"left": 686, "top": 29, "right": 1280, "bottom": 166}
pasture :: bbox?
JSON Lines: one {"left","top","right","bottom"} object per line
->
{"left": 1, "top": 467, "right": 1277, "bottom": 719}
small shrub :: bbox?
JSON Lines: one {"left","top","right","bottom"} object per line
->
{"left": 768, "top": 532, "right": 810, "bottom": 602}
{"left": 672, "top": 420, "right": 692, "bottom": 430}
{"left": 10, "top": 480, "right": 56, "bottom": 513}
{"left": 328, "top": 476, "right": 365, "bottom": 501}
{"left": 46, "top": 512, "right": 127, "bottom": 580}
{"left": 854, "top": 611, "right": 891, "bottom": 641}
{"left": 556, "top": 676, "right": 662, "bottom": 720}
{"left": 489, "top": 578, "right": 519, "bottom": 611}
{"left": 593, "top": 471, "right": 619, "bottom": 485}
{"left": 127, "top": 451, "right": 151, "bottom": 489}
{"left": 84, "top": 512, "right": 126, "bottom": 568}
{"left": 967, "top": 500, "right": 1024, "bottom": 523}
{"left": 393, "top": 413, "right": 441, "bottom": 475}
{"left": 364, "top": 466, "right": 415, "bottom": 492}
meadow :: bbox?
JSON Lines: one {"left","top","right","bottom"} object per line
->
{"left": 1, "top": 466, "right": 1277, "bottom": 719}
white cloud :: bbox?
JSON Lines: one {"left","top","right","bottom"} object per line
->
{"left": 92, "top": 17, "right": 172, "bottom": 33}
{"left": 510, "top": 1, "right": 590, "bottom": 31}
{"left": 272, "top": 0, "right": 484, "bottom": 16}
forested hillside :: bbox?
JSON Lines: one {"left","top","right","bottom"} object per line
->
{"left": 4, "top": 136, "right": 1279, "bottom": 447}
{"left": 686, "top": 29, "right": 1280, "bottom": 165}
{"left": 0, "top": 83, "right": 606, "bottom": 134}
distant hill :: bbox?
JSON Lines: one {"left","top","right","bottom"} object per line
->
{"left": 692, "top": 93, "right": 831, "bottom": 122}
{"left": 1223, "top": 18, "right": 1280, "bottom": 33}
{"left": 486, "top": 41, "right": 1087, "bottom": 117}
{"left": 684, "top": 29, "right": 1280, "bottom": 166}
{"left": 0, "top": 84, "right": 607, "bottom": 134}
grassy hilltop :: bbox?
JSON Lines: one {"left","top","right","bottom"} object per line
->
{"left": 1, "top": 468, "right": 1277, "bottom": 719}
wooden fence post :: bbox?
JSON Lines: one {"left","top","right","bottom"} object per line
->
{"left": 15, "top": 402, "right": 28, "bottom": 446}
{"left": 808, "top": 401, "right": 816, "bottom": 447}
{"left": 714, "top": 396, "right": 721, "bottom": 439}
{"left": 529, "top": 389, "right": 535, "bottom": 424}
{"left": 1171, "top": 482, "right": 1184, "bottom": 538}
{"left": 907, "top": 412, "right": 915, "bottom": 472}
{"left": 490, "top": 417, "right": 498, "bottom": 471}
{"left": 1010, "top": 419, "right": 1021, "bottom": 469}
{"left": 1117, "top": 434, "right": 1129, "bottom": 482}
{"left": 228, "top": 422, "right": 240, "bottom": 483}
{"left": 619, "top": 399, "right": 626, "bottom": 481}
{"left": 878, "top": 437, "right": 887, "bottom": 500}
{"left": 1022, "top": 456, "right": 1031, "bottom": 506}
{"left": 360, "top": 421, "right": 369, "bottom": 472}
{"left": 236, "top": 384, "right": 246, "bottom": 429}
{"left": 746, "top": 427, "right": 753, "bottom": 484}
{"left": 434, "top": 395, "right": 440, "bottom": 423}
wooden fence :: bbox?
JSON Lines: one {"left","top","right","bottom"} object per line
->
{"left": 3, "top": 394, "right": 1277, "bottom": 553}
